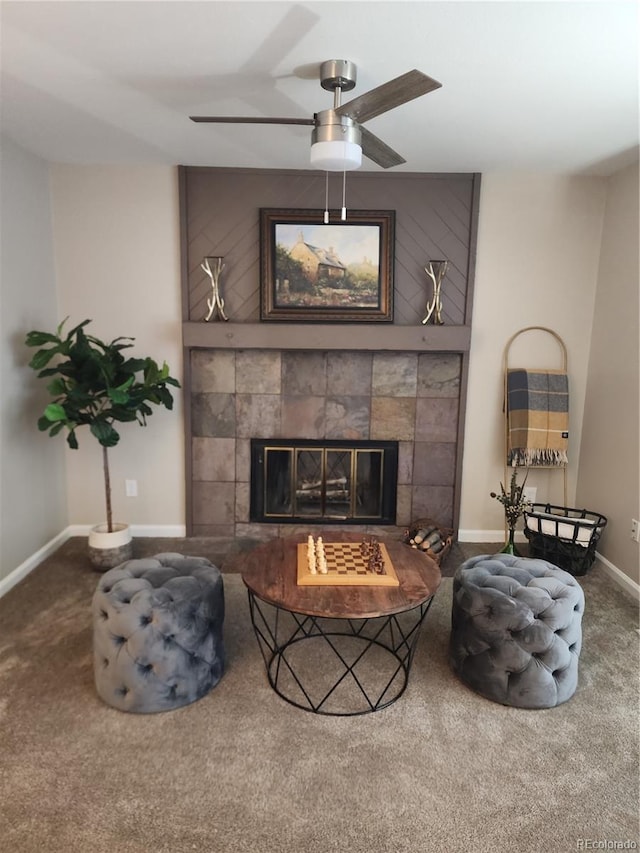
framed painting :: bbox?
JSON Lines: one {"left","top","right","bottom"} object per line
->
{"left": 260, "top": 209, "right": 394, "bottom": 322}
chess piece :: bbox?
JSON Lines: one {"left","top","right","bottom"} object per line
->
{"left": 307, "top": 535, "right": 317, "bottom": 574}
{"left": 316, "top": 537, "right": 328, "bottom": 574}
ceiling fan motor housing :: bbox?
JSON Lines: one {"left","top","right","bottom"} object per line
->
{"left": 311, "top": 110, "right": 362, "bottom": 171}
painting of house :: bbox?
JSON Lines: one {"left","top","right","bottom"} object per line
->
{"left": 271, "top": 218, "right": 384, "bottom": 309}
{"left": 289, "top": 232, "right": 346, "bottom": 284}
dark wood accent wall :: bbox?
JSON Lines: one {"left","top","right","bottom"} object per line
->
{"left": 179, "top": 167, "right": 481, "bottom": 537}
{"left": 180, "top": 168, "right": 480, "bottom": 326}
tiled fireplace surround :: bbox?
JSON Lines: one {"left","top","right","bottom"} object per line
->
{"left": 189, "top": 348, "right": 462, "bottom": 539}
{"left": 181, "top": 167, "right": 479, "bottom": 539}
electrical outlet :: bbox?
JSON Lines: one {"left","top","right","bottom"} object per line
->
{"left": 125, "top": 479, "right": 138, "bottom": 498}
{"left": 523, "top": 486, "right": 537, "bottom": 504}
{"left": 631, "top": 519, "right": 640, "bottom": 542}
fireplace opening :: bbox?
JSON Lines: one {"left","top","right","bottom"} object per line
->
{"left": 250, "top": 439, "right": 398, "bottom": 525}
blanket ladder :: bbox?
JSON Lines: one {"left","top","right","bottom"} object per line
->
{"left": 503, "top": 326, "right": 568, "bottom": 507}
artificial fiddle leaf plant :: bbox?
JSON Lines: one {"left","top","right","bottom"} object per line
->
{"left": 25, "top": 318, "right": 180, "bottom": 533}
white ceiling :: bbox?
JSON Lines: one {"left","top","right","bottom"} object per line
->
{"left": 1, "top": 1, "right": 638, "bottom": 175}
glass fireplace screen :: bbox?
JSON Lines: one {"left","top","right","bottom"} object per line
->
{"left": 250, "top": 439, "right": 398, "bottom": 524}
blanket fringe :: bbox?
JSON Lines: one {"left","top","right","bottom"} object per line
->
{"left": 509, "top": 449, "right": 568, "bottom": 467}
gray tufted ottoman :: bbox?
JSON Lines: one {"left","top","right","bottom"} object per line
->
{"left": 449, "top": 554, "right": 584, "bottom": 708}
{"left": 92, "top": 553, "right": 225, "bottom": 713}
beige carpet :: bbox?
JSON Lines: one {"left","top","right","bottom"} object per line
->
{"left": 1, "top": 538, "right": 638, "bottom": 853}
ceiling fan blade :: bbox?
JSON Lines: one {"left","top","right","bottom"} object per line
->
{"left": 336, "top": 70, "right": 441, "bottom": 124}
{"left": 360, "top": 127, "right": 406, "bottom": 169}
{"left": 190, "top": 116, "right": 315, "bottom": 126}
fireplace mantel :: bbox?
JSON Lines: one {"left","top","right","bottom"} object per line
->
{"left": 182, "top": 322, "right": 472, "bottom": 352}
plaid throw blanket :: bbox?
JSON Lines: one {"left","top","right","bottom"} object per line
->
{"left": 507, "top": 369, "right": 569, "bottom": 466}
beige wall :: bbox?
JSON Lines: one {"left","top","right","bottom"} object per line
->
{"left": 459, "top": 173, "right": 607, "bottom": 537}
{"left": 576, "top": 161, "right": 639, "bottom": 583}
{"left": 50, "top": 165, "right": 185, "bottom": 529}
{"left": 46, "top": 168, "right": 613, "bottom": 539}
{"left": 0, "top": 136, "right": 67, "bottom": 583}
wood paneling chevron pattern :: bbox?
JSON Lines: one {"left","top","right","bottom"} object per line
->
{"left": 181, "top": 168, "right": 479, "bottom": 325}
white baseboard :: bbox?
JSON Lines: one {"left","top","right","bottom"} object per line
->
{"left": 458, "top": 529, "right": 527, "bottom": 543}
{"left": 595, "top": 551, "right": 640, "bottom": 601}
{"left": 131, "top": 524, "right": 187, "bottom": 538}
{"left": 0, "top": 528, "right": 72, "bottom": 599}
{"left": 0, "top": 524, "right": 187, "bottom": 600}
{"left": 66, "top": 524, "right": 187, "bottom": 537}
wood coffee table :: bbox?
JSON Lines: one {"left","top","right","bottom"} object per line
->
{"left": 241, "top": 531, "right": 442, "bottom": 715}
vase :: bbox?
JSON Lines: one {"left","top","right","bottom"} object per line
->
{"left": 421, "top": 260, "right": 448, "bottom": 325}
{"left": 500, "top": 527, "right": 521, "bottom": 557}
{"left": 201, "top": 256, "right": 229, "bottom": 322}
{"left": 88, "top": 522, "right": 133, "bottom": 571}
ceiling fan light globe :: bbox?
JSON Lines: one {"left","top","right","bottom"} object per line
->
{"left": 310, "top": 140, "right": 362, "bottom": 171}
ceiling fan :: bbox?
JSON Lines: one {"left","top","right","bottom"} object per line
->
{"left": 190, "top": 59, "right": 442, "bottom": 171}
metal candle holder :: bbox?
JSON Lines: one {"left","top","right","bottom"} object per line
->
{"left": 201, "top": 256, "right": 228, "bottom": 322}
{"left": 421, "top": 260, "right": 449, "bottom": 325}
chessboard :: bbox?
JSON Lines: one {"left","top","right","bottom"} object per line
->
{"left": 296, "top": 540, "right": 400, "bottom": 586}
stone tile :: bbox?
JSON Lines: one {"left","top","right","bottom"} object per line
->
{"left": 235, "top": 482, "right": 250, "bottom": 523}
{"left": 372, "top": 353, "right": 418, "bottom": 397}
{"left": 191, "top": 523, "right": 237, "bottom": 537}
{"left": 235, "top": 523, "right": 277, "bottom": 542}
{"left": 236, "top": 394, "right": 281, "bottom": 438}
{"left": 282, "top": 351, "right": 327, "bottom": 395}
{"left": 411, "top": 485, "right": 454, "bottom": 529}
{"left": 397, "top": 441, "right": 414, "bottom": 485}
{"left": 192, "top": 482, "right": 235, "bottom": 526}
{"left": 191, "top": 350, "right": 235, "bottom": 393}
{"left": 415, "top": 398, "right": 459, "bottom": 443}
{"left": 417, "top": 354, "right": 462, "bottom": 397}
{"left": 325, "top": 396, "right": 370, "bottom": 439}
{"left": 327, "top": 352, "right": 372, "bottom": 395}
{"left": 412, "top": 442, "right": 456, "bottom": 485}
{"left": 235, "top": 438, "right": 251, "bottom": 483}
{"left": 192, "top": 437, "right": 236, "bottom": 481}
{"left": 191, "top": 393, "right": 236, "bottom": 437}
{"left": 370, "top": 398, "right": 416, "bottom": 441}
{"left": 362, "top": 525, "right": 405, "bottom": 539}
{"left": 395, "top": 484, "right": 413, "bottom": 527}
{"left": 236, "top": 350, "right": 281, "bottom": 394}
{"left": 281, "top": 396, "right": 325, "bottom": 438}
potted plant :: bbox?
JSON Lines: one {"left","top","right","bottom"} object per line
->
{"left": 25, "top": 318, "right": 180, "bottom": 570}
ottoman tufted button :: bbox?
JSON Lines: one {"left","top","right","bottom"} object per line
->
{"left": 92, "top": 553, "right": 225, "bottom": 714}
{"left": 449, "top": 553, "right": 584, "bottom": 709}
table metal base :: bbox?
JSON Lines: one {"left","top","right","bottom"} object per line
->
{"left": 247, "top": 591, "right": 434, "bottom": 715}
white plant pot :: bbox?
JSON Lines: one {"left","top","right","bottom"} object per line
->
{"left": 88, "top": 522, "right": 133, "bottom": 571}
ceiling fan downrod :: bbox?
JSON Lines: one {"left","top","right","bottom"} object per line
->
{"left": 311, "top": 60, "right": 362, "bottom": 172}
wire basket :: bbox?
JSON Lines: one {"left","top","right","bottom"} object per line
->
{"left": 523, "top": 503, "right": 607, "bottom": 576}
{"left": 402, "top": 517, "right": 453, "bottom": 566}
